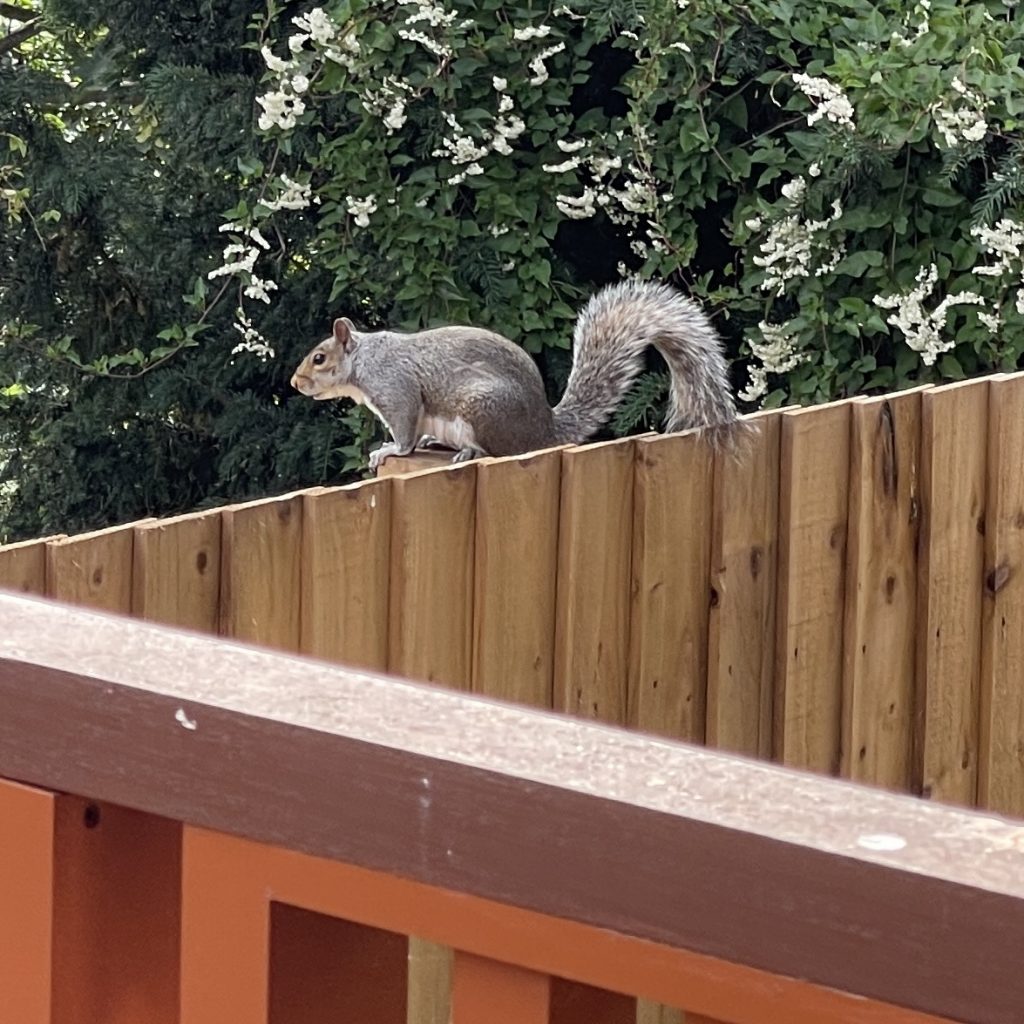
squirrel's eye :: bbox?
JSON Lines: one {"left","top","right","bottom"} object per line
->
{"left": 312, "top": 352, "right": 326, "bottom": 366}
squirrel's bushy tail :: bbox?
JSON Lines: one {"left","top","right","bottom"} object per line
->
{"left": 552, "top": 279, "right": 743, "bottom": 447}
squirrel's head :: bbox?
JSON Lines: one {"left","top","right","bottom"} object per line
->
{"left": 290, "top": 317, "right": 357, "bottom": 399}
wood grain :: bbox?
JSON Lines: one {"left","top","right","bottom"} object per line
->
{"left": 706, "top": 411, "right": 782, "bottom": 758}
{"left": 916, "top": 380, "right": 987, "bottom": 806}
{"left": 774, "top": 402, "right": 851, "bottom": 773}
{"left": 46, "top": 522, "right": 150, "bottom": 614}
{"left": 132, "top": 511, "right": 221, "bottom": 634}
{"left": 554, "top": 437, "right": 636, "bottom": 724}
{"left": 472, "top": 448, "right": 564, "bottom": 707}
{"left": 628, "top": 431, "right": 714, "bottom": 743}
{"left": 979, "top": 372, "right": 1024, "bottom": 815}
{"left": 301, "top": 480, "right": 392, "bottom": 671}
{"left": 220, "top": 494, "right": 303, "bottom": 651}
{"left": 0, "top": 535, "right": 64, "bottom": 595}
{"left": 841, "top": 389, "right": 925, "bottom": 791}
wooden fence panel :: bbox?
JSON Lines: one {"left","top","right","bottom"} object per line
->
{"left": 472, "top": 448, "right": 563, "bottom": 708}
{"left": 916, "top": 380, "right": 987, "bottom": 806}
{"left": 0, "top": 535, "right": 63, "bottom": 595}
{"left": 706, "top": 412, "right": 782, "bottom": 758}
{"left": 841, "top": 389, "right": 925, "bottom": 792}
{"left": 774, "top": 402, "right": 851, "bottom": 774}
{"left": 46, "top": 523, "right": 148, "bottom": 614}
{"left": 387, "top": 463, "right": 476, "bottom": 1024}
{"left": 628, "top": 431, "right": 713, "bottom": 744}
{"left": 979, "top": 372, "right": 1024, "bottom": 816}
{"left": 553, "top": 438, "right": 637, "bottom": 724}
{"left": 132, "top": 511, "right": 221, "bottom": 634}
{"left": 301, "top": 480, "right": 392, "bottom": 671}
{"left": 220, "top": 494, "right": 303, "bottom": 651}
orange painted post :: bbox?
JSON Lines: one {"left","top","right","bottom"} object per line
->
{"left": 270, "top": 904, "right": 407, "bottom": 1024}
{"left": 180, "top": 826, "right": 270, "bottom": 1024}
{"left": 51, "top": 797, "right": 180, "bottom": 1024}
{"left": 220, "top": 494, "right": 303, "bottom": 651}
{"left": 554, "top": 437, "right": 637, "bottom": 723}
{"left": 0, "top": 779, "right": 54, "bottom": 1024}
{"left": 451, "top": 952, "right": 551, "bottom": 1023}
{"left": 0, "top": 536, "right": 63, "bottom": 595}
{"left": 707, "top": 411, "right": 782, "bottom": 758}
{"left": 133, "top": 510, "right": 222, "bottom": 634}
{"left": 301, "top": 480, "right": 392, "bottom": 671}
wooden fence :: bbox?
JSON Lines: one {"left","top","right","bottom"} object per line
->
{"left": 2, "top": 372, "right": 1024, "bottom": 819}
{"left": 2, "top": 593, "right": 1024, "bottom": 1024}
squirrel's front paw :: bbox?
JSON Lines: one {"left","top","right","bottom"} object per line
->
{"left": 368, "top": 442, "right": 401, "bottom": 470}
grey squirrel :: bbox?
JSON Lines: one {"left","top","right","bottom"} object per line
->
{"left": 290, "top": 279, "right": 745, "bottom": 469}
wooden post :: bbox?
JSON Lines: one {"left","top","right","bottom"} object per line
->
{"left": 0, "top": 535, "right": 63, "bottom": 595}
{"left": 47, "top": 522, "right": 150, "bottom": 613}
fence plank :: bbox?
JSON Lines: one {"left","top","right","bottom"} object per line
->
{"left": 774, "top": 402, "right": 851, "bottom": 773}
{"left": 46, "top": 523, "right": 148, "bottom": 614}
{"left": 706, "top": 412, "right": 782, "bottom": 758}
{"left": 916, "top": 380, "right": 987, "bottom": 807}
{"left": 554, "top": 437, "right": 636, "bottom": 724}
{"left": 473, "top": 448, "right": 563, "bottom": 707}
{"left": 220, "top": 494, "right": 303, "bottom": 651}
{"left": 301, "top": 480, "right": 392, "bottom": 671}
{"left": 0, "top": 535, "right": 63, "bottom": 595}
{"left": 132, "top": 511, "right": 222, "bottom": 634}
{"left": 979, "top": 373, "right": 1024, "bottom": 816}
{"left": 841, "top": 389, "right": 925, "bottom": 791}
{"left": 629, "top": 431, "right": 713, "bottom": 743}
{"left": 387, "top": 463, "right": 476, "bottom": 1024}
{"left": 388, "top": 464, "right": 476, "bottom": 688}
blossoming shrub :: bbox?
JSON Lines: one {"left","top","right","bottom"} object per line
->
{"left": 216, "top": 0, "right": 1024, "bottom": 411}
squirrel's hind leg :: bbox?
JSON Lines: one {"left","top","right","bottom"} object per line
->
{"left": 452, "top": 445, "right": 486, "bottom": 463}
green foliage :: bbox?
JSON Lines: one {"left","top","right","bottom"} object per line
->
{"left": 4, "top": 0, "right": 1024, "bottom": 541}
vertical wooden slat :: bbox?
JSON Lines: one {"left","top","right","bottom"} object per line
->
{"left": 132, "top": 511, "right": 222, "bottom": 633}
{"left": 451, "top": 952, "right": 550, "bottom": 1024}
{"left": 553, "top": 437, "right": 636, "bottom": 723}
{"left": 0, "top": 779, "right": 54, "bottom": 1024}
{"left": 220, "top": 494, "right": 303, "bottom": 651}
{"left": 301, "top": 480, "right": 392, "bottom": 671}
{"left": 0, "top": 535, "right": 63, "bottom": 595}
{"left": 473, "top": 448, "right": 563, "bottom": 707}
{"left": 46, "top": 522, "right": 148, "bottom": 613}
{"left": 841, "top": 389, "right": 924, "bottom": 791}
{"left": 917, "top": 380, "right": 987, "bottom": 806}
{"left": 979, "top": 373, "right": 1024, "bottom": 815}
{"left": 628, "top": 432, "right": 714, "bottom": 745}
{"left": 774, "top": 402, "right": 851, "bottom": 773}
{"left": 388, "top": 463, "right": 476, "bottom": 1024}
{"left": 51, "top": 798, "right": 180, "bottom": 1024}
{"left": 269, "top": 904, "right": 407, "bottom": 1024}
{"left": 388, "top": 463, "right": 476, "bottom": 688}
{"left": 181, "top": 826, "right": 269, "bottom": 1024}
{"left": 706, "top": 412, "right": 782, "bottom": 758}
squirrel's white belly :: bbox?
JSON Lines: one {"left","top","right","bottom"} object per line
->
{"left": 418, "top": 413, "right": 479, "bottom": 451}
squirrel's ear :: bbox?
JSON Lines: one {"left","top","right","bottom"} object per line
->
{"left": 332, "top": 317, "right": 355, "bottom": 348}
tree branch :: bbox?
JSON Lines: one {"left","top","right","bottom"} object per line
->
{"left": 0, "top": 3, "right": 36, "bottom": 20}
{"left": 0, "top": 18, "right": 41, "bottom": 56}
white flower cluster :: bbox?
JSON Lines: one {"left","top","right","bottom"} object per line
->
{"left": 262, "top": 173, "right": 316, "bottom": 212}
{"left": 231, "top": 310, "right": 275, "bottom": 362}
{"left": 739, "top": 320, "right": 806, "bottom": 403}
{"left": 529, "top": 42, "right": 566, "bottom": 86}
{"left": 346, "top": 194, "right": 378, "bottom": 228}
{"left": 873, "top": 265, "right": 984, "bottom": 366}
{"left": 890, "top": 0, "right": 931, "bottom": 47}
{"left": 932, "top": 77, "right": 989, "bottom": 148}
{"left": 208, "top": 221, "right": 279, "bottom": 303}
{"left": 792, "top": 73, "right": 855, "bottom": 129}
{"left": 971, "top": 217, "right": 1024, "bottom": 316}
{"left": 750, "top": 177, "right": 845, "bottom": 294}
